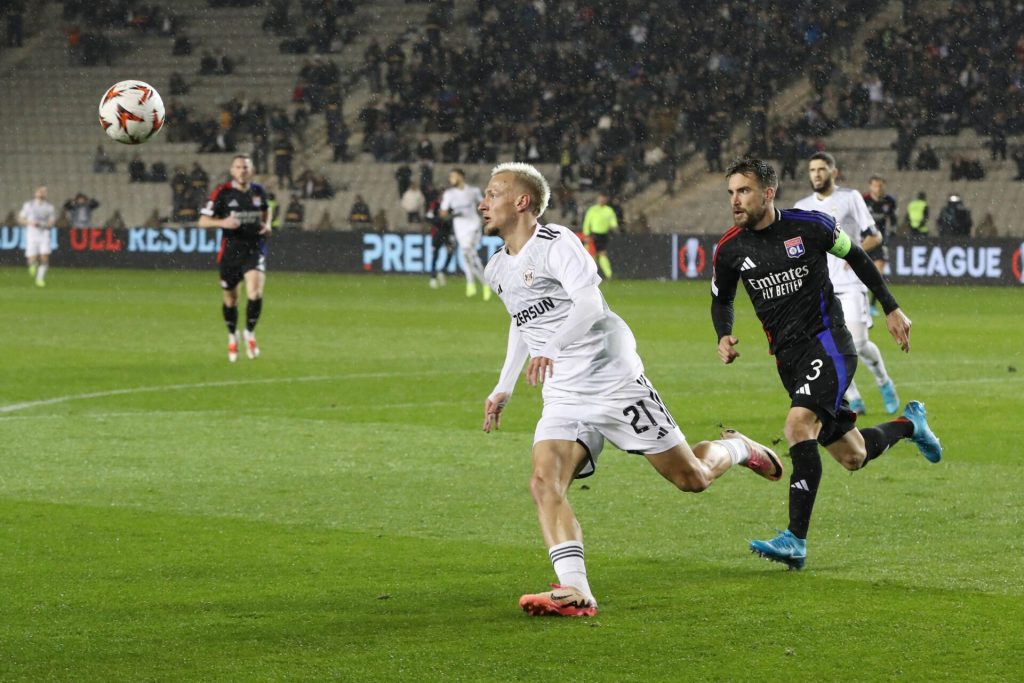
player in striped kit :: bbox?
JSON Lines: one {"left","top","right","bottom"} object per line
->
{"left": 480, "top": 162, "right": 782, "bottom": 617}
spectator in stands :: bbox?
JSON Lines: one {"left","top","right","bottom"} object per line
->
{"left": 190, "top": 161, "right": 209, "bottom": 193}
{"left": 1013, "top": 147, "right": 1024, "bottom": 181}
{"left": 395, "top": 164, "right": 412, "bottom": 198}
{"left": 283, "top": 195, "right": 305, "bottom": 230}
{"left": 441, "top": 135, "right": 460, "bottom": 164}
{"left": 262, "top": 0, "right": 292, "bottom": 36}
{"left": 348, "top": 194, "right": 372, "bottom": 230}
{"left": 893, "top": 118, "right": 917, "bottom": 171}
{"left": 974, "top": 212, "right": 997, "bottom": 238}
{"left": 989, "top": 112, "right": 1008, "bottom": 161}
{"left": 915, "top": 143, "right": 939, "bottom": 171}
{"left": 215, "top": 49, "right": 235, "bottom": 75}
{"left": 93, "top": 145, "right": 116, "bottom": 173}
{"left": 199, "top": 51, "right": 218, "bottom": 75}
{"left": 6, "top": 3, "right": 25, "bottom": 47}
{"left": 951, "top": 155, "right": 985, "bottom": 181}
{"left": 172, "top": 33, "right": 192, "bottom": 56}
{"left": 363, "top": 37, "right": 383, "bottom": 93}
{"left": 128, "top": 155, "right": 147, "bottom": 183}
{"left": 937, "top": 195, "right": 973, "bottom": 238}
{"left": 384, "top": 39, "right": 405, "bottom": 94}
{"left": 416, "top": 137, "right": 435, "bottom": 162}
{"left": 273, "top": 136, "right": 294, "bottom": 189}
{"left": 906, "top": 192, "right": 929, "bottom": 238}
{"left": 105, "top": 210, "right": 126, "bottom": 230}
{"left": 149, "top": 161, "right": 168, "bottom": 183}
{"left": 309, "top": 173, "right": 334, "bottom": 199}
{"left": 169, "top": 72, "right": 189, "bottom": 96}
{"left": 63, "top": 193, "right": 100, "bottom": 228}
{"left": 171, "top": 166, "right": 192, "bottom": 222}
{"left": 401, "top": 182, "right": 425, "bottom": 225}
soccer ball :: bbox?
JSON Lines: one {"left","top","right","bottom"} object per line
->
{"left": 98, "top": 80, "right": 165, "bottom": 144}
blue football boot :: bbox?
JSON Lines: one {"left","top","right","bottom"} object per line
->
{"left": 750, "top": 529, "right": 807, "bottom": 570}
{"left": 902, "top": 401, "right": 942, "bottom": 463}
{"left": 850, "top": 398, "right": 867, "bottom": 416}
{"left": 880, "top": 380, "right": 900, "bottom": 415}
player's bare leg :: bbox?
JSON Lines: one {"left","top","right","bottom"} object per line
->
{"left": 242, "top": 269, "right": 265, "bottom": 359}
{"left": 34, "top": 253, "right": 49, "bottom": 287}
{"left": 519, "top": 439, "right": 597, "bottom": 617}
{"left": 646, "top": 432, "right": 781, "bottom": 489}
{"left": 223, "top": 285, "right": 240, "bottom": 362}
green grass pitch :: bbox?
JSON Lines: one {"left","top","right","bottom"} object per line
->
{"left": 1, "top": 266, "right": 1021, "bottom": 682}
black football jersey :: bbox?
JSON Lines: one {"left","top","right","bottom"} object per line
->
{"left": 712, "top": 208, "right": 856, "bottom": 357}
{"left": 201, "top": 182, "right": 268, "bottom": 241}
{"left": 863, "top": 192, "right": 898, "bottom": 240}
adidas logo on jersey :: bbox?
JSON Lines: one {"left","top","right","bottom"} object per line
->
{"left": 795, "top": 383, "right": 811, "bottom": 396}
{"left": 740, "top": 257, "right": 757, "bottom": 271}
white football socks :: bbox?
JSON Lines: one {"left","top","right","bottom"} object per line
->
{"left": 715, "top": 437, "right": 750, "bottom": 465}
{"left": 548, "top": 540, "right": 594, "bottom": 604}
{"left": 859, "top": 340, "right": 890, "bottom": 387}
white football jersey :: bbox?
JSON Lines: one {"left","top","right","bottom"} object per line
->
{"left": 440, "top": 185, "right": 483, "bottom": 232}
{"left": 19, "top": 199, "right": 56, "bottom": 228}
{"left": 794, "top": 186, "right": 878, "bottom": 293}
{"left": 485, "top": 223, "right": 643, "bottom": 395}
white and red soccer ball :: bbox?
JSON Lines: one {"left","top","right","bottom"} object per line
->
{"left": 98, "top": 80, "right": 165, "bottom": 144}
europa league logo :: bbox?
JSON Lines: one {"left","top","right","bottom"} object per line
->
{"left": 680, "top": 237, "right": 706, "bottom": 279}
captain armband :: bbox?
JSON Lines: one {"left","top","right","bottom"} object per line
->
{"left": 827, "top": 229, "right": 852, "bottom": 258}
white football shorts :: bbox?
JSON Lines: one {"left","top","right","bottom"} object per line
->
{"left": 535, "top": 374, "right": 686, "bottom": 478}
{"left": 453, "top": 220, "right": 482, "bottom": 249}
{"left": 837, "top": 288, "right": 872, "bottom": 343}
{"left": 24, "top": 226, "right": 52, "bottom": 257}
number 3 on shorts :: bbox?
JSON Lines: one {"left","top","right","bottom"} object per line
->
{"left": 806, "top": 358, "right": 823, "bottom": 382}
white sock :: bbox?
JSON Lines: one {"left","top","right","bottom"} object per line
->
{"left": 715, "top": 437, "right": 749, "bottom": 465}
{"left": 859, "top": 340, "right": 890, "bottom": 386}
{"left": 228, "top": 332, "right": 237, "bottom": 344}
{"left": 548, "top": 540, "right": 594, "bottom": 604}
{"left": 846, "top": 379, "right": 863, "bottom": 402}
{"left": 36, "top": 264, "right": 48, "bottom": 281}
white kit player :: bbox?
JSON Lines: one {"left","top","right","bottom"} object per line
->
{"left": 440, "top": 168, "right": 489, "bottom": 300}
{"left": 794, "top": 152, "right": 900, "bottom": 415}
{"left": 19, "top": 185, "right": 57, "bottom": 288}
{"left": 479, "top": 162, "right": 782, "bottom": 618}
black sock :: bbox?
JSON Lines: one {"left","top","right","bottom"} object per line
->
{"left": 246, "top": 297, "right": 263, "bottom": 332}
{"left": 859, "top": 417, "right": 915, "bottom": 466}
{"left": 788, "top": 440, "right": 822, "bottom": 539}
{"left": 222, "top": 304, "right": 238, "bottom": 334}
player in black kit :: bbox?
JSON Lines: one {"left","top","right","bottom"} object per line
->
{"left": 711, "top": 158, "right": 943, "bottom": 569}
{"left": 199, "top": 154, "right": 271, "bottom": 362}
{"left": 863, "top": 175, "right": 898, "bottom": 315}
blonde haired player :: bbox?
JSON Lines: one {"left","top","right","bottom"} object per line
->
{"left": 794, "top": 152, "right": 901, "bottom": 415}
{"left": 480, "top": 162, "right": 781, "bottom": 617}
{"left": 19, "top": 185, "right": 57, "bottom": 288}
{"left": 440, "top": 168, "right": 490, "bottom": 300}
